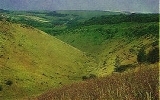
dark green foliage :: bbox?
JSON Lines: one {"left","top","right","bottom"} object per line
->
{"left": 137, "top": 48, "right": 146, "bottom": 63}
{"left": 137, "top": 47, "right": 159, "bottom": 64}
{"left": 151, "top": 41, "right": 159, "bottom": 47}
{"left": 114, "top": 64, "right": 134, "bottom": 72}
{"left": 83, "top": 14, "right": 159, "bottom": 26}
{"left": 46, "top": 11, "right": 68, "bottom": 17}
{"left": 82, "top": 76, "right": 88, "bottom": 80}
{"left": 0, "top": 85, "right": 2, "bottom": 91}
{"left": 82, "top": 74, "right": 97, "bottom": 80}
{"left": 5, "top": 80, "right": 13, "bottom": 86}
{"left": 147, "top": 47, "right": 159, "bottom": 64}
{"left": 89, "top": 74, "right": 97, "bottom": 79}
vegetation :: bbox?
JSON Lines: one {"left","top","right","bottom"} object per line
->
{"left": 137, "top": 48, "right": 146, "bottom": 63}
{"left": 0, "top": 85, "right": 2, "bottom": 91}
{"left": 0, "top": 21, "right": 95, "bottom": 99}
{"left": 137, "top": 47, "right": 159, "bottom": 64}
{"left": 5, "top": 80, "right": 13, "bottom": 86}
{"left": 82, "top": 14, "right": 159, "bottom": 26}
{"left": 0, "top": 10, "right": 159, "bottom": 99}
{"left": 82, "top": 74, "right": 97, "bottom": 80}
{"left": 147, "top": 47, "right": 159, "bottom": 64}
{"left": 37, "top": 65, "right": 159, "bottom": 100}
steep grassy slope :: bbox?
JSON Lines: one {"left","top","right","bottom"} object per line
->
{"left": 0, "top": 21, "right": 96, "bottom": 99}
{"left": 37, "top": 64, "right": 159, "bottom": 100}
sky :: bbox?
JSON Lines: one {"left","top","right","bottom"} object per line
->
{"left": 0, "top": 0, "right": 159, "bottom": 13}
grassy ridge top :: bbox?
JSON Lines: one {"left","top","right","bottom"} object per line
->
{"left": 0, "top": 21, "right": 96, "bottom": 99}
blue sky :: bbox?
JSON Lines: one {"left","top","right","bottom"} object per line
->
{"left": 0, "top": 0, "right": 159, "bottom": 13}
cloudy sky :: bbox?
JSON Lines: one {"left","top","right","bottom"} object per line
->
{"left": 0, "top": 0, "right": 159, "bottom": 13}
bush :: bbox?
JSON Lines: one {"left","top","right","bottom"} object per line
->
{"left": 114, "top": 64, "right": 134, "bottom": 72}
{"left": 82, "top": 76, "right": 88, "bottom": 80}
{"left": 89, "top": 74, "right": 97, "bottom": 79}
{"left": 5, "top": 80, "right": 13, "bottom": 86}
{"left": 137, "top": 48, "right": 146, "bottom": 63}
{"left": 147, "top": 47, "right": 159, "bottom": 64}
{"left": 82, "top": 74, "right": 97, "bottom": 80}
{"left": 0, "top": 85, "right": 2, "bottom": 91}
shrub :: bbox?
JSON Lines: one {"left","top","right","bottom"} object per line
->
{"left": 82, "top": 74, "right": 97, "bottom": 80}
{"left": 147, "top": 47, "right": 159, "bottom": 64}
{"left": 0, "top": 85, "right": 2, "bottom": 91}
{"left": 137, "top": 48, "right": 146, "bottom": 63}
{"left": 89, "top": 74, "right": 97, "bottom": 79}
{"left": 114, "top": 64, "right": 134, "bottom": 72}
{"left": 5, "top": 80, "right": 13, "bottom": 86}
{"left": 82, "top": 76, "right": 88, "bottom": 80}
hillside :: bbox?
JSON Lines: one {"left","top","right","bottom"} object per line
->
{"left": 56, "top": 21, "right": 159, "bottom": 76}
{"left": 0, "top": 11, "right": 159, "bottom": 99}
{"left": 37, "top": 64, "right": 159, "bottom": 100}
{"left": 36, "top": 13, "right": 159, "bottom": 100}
{"left": 0, "top": 21, "right": 96, "bottom": 99}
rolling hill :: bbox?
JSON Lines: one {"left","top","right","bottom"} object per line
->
{"left": 0, "top": 21, "right": 96, "bottom": 99}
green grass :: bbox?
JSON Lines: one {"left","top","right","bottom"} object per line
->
{"left": 0, "top": 21, "right": 97, "bottom": 99}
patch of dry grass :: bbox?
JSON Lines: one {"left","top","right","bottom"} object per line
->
{"left": 37, "top": 64, "right": 159, "bottom": 100}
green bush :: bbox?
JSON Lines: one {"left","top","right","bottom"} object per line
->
{"left": 114, "top": 64, "right": 134, "bottom": 72}
{"left": 89, "top": 74, "right": 97, "bottom": 79}
{"left": 0, "top": 85, "right": 2, "bottom": 91}
{"left": 147, "top": 47, "right": 159, "bottom": 64}
{"left": 137, "top": 48, "right": 146, "bottom": 63}
{"left": 82, "top": 76, "right": 88, "bottom": 80}
{"left": 82, "top": 74, "right": 97, "bottom": 80}
{"left": 5, "top": 80, "right": 13, "bottom": 86}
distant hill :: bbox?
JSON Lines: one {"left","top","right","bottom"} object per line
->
{"left": 57, "top": 10, "right": 121, "bottom": 19}
{"left": 0, "top": 10, "right": 122, "bottom": 36}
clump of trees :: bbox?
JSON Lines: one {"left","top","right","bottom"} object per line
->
{"left": 83, "top": 14, "right": 159, "bottom": 26}
{"left": 46, "top": 11, "right": 68, "bottom": 17}
{"left": 137, "top": 47, "right": 159, "bottom": 64}
{"left": 114, "top": 46, "right": 159, "bottom": 72}
{"left": 146, "top": 47, "right": 159, "bottom": 64}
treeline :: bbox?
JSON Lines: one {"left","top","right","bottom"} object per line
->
{"left": 46, "top": 11, "right": 68, "bottom": 17}
{"left": 82, "top": 13, "right": 159, "bottom": 25}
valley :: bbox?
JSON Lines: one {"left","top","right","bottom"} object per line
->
{"left": 0, "top": 10, "right": 159, "bottom": 99}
